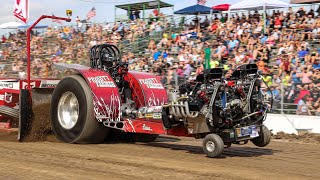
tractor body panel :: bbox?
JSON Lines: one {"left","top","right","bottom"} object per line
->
{"left": 125, "top": 71, "right": 168, "bottom": 108}
{"left": 77, "top": 68, "right": 121, "bottom": 123}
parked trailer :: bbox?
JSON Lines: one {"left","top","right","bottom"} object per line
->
{"left": 0, "top": 15, "right": 272, "bottom": 158}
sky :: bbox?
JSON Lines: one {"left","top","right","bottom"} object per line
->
{"left": 0, "top": 0, "right": 292, "bottom": 34}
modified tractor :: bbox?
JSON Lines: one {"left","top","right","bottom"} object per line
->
{"left": 0, "top": 15, "right": 272, "bottom": 158}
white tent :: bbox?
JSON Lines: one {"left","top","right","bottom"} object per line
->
{"left": 291, "top": 0, "right": 320, "bottom": 4}
{"left": 0, "top": 22, "right": 23, "bottom": 29}
{"left": 228, "top": 0, "right": 290, "bottom": 32}
{"left": 229, "top": 0, "right": 290, "bottom": 11}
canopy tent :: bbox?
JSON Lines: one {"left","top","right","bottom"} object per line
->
{"left": 174, "top": 4, "right": 219, "bottom": 15}
{"left": 229, "top": 0, "right": 290, "bottom": 11}
{"left": 115, "top": 0, "right": 173, "bottom": 21}
{"left": 115, "top": 0, "right": 173, "bottom": 11}
{"left": 212, "top": 4, "right": 231, "bottom": 11}
{"left": 229, "top": 0, "right": 290, "bottom": 32}
{"left": 17, "top": 21, "right": 48, "bottom": 29}
{"left": 0, "top": 22, "right": 23, "bottom": 29}
{"left": 290, "top": 0, "right": 320, "bottom": 3}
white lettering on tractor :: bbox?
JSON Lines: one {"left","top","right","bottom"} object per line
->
{"left": 142, "top": 124, "right": 153, "bottom": 131}
{"left": 88, "top": 76, "right": 116, "bottom": 88}
{"left": 139, "top": 78, "right": 164, "bottom": 89}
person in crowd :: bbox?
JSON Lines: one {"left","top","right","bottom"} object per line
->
{"left": 297, "top": 95, "right": 312, "bottom": 115}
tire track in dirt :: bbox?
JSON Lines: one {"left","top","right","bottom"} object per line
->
{"left": 0, "top": 134, "right": 320, "bottom": 180}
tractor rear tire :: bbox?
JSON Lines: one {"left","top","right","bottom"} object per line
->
{"left": 251, "top": 125, "right": 271, "bottom": 147}
{"left": 203, "top": 134, "right": 224, "bottom": 158}
{"left": 51, "top": 75, "right": 108, "bottom": 143}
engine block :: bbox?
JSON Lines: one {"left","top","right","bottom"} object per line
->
{"left": 162, "top": 64, "right": 270, "bottom": 134}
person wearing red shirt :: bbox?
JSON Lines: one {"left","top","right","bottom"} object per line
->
{"left": 1, "top": 35, "right": 6, "bottom": 43}
{"left": 274, "top": 16, "right": 282, "bottom": 29}
{"left": 153, "top": 9, "right": 159, "bottom": 17}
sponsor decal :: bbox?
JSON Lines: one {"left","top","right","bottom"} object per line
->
{"left": 88, "top": 76, "right": 116, "bottom": 88}
{"left": 0, "top": 93, "right": 13, "bottom": 103}
{"left": 5, "top": 93, "right": 12, "bottom": 103}
{"left": 153, "top": 113, "right": 162, "bottom": 119}
{"left": 139, "top": 78, "right": 164, "bottom": 89}
{"left": 22, "top": 81, "right": 35, "bottom": 89}
{"left": 145, "top": 114, "right": 153, "bottom": 118}
{"left": 39, "top": 80, "right": 60, "bottom": 88}
{"left": 142, "top": 124, "right": 153, "bottom": 131}
{"left": 0, "top": 81, "right": 19, "bottom": 90}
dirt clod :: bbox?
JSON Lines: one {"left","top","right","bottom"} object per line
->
{"left": 273, "top": 131, "right": 320, "bottom": 144}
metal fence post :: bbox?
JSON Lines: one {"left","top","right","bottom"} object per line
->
{"left": 174, "top": 69, "right": 178, "bottom": 90}
{"left": 281, "top": 74, "right": 284, "bottom": 114}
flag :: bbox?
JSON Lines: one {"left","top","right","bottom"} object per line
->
{"left": 13, "top": 0, "right": 29, "bottom": 23}
{"left": 197, "top": 0, "right": 207, "bottom": 5}
{"left": 86, "top": 7, "right": 96, "bottom": 20}
{"left": 52, "top": 14, "right": 63, "bottom": 25}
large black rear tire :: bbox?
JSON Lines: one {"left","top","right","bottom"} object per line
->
{"left": 251, "top": 125, "right": 271, "bottom": 147}
{"left": 51, "top": 75, "right": 108, "bottom": 143}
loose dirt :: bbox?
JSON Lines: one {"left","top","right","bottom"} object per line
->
{"left": 0, "top": 131, "right": 319, "bottom": 180}
{"left": 273, "top": 131, "right": 320, "bottom": 144}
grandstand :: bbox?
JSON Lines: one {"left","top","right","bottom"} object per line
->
{"left": 0, "top": 3, "right": 320, "bottom": 116}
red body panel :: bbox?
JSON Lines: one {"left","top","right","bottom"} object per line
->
{"left": 0, "top": 71, "right": 190, "bottom": 137}
{"left": 77, "top": 69, "right": 121, "bottom": 122}
{"left": 125, "top": 71, "right": 168, "bottom": 108}
{"left": 0, "top": 79, "right": 59, "bottom": 106}
{"left": 122, "top": 118, "right": 191, "bottom": 137}
{"left": 0, "top": 78, "right": 60, "bottom": 124}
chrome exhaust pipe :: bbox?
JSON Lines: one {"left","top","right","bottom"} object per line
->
{"left": 175, "top": 104, "right": 182, "bottom": 118}
{"left": 180, "top": 101, "right": 188, "bottom": 118}
{"left": 184, "top": 101, "right": 199, "bottom": 118}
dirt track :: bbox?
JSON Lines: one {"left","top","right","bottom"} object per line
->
{"left": 0, "top": 131, "right": 320, "bottom": 180}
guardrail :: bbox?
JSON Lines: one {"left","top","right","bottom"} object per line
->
{"left": 265, "top": 113, "right": 320, "bottom": 134}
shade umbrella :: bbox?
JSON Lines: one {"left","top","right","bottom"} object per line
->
{"left": 174, "top": 4, "right": 219, "bottom": 15}
{"left": 0, "top": 22, "right": 23, "bottom": 29}
{"left": 175, "top": 4, "right": 220, "bottom": 35}
{"left": 18, "top": 21, "right": 48, "bottom": 29}
{"left": 212, "top": 4, "right": 231, "bottom": 11}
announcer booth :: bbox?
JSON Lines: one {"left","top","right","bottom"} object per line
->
{"left": 114, "top": 0, "right": 174, "bottom": 21}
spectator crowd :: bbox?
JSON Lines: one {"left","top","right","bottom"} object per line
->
{"left": 0, "top": 6, "right": 320, "bottom": 116}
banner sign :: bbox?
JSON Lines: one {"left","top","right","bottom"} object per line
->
{"left": 13, "top": 0, "right": 29, "bottom": 23}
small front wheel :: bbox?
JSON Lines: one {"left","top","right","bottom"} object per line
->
{"left": 203, "top": 134, "right": 224, "bottom": 158}
{"left": 251, "top": 125, "right": 271, "bottom": 147}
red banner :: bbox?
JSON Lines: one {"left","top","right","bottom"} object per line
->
{"left": 13, "top": 0, "right": 29, "bottom": 23}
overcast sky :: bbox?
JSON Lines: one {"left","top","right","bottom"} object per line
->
{"left": 0, "top": 0, "right": 291, "bottom": 25}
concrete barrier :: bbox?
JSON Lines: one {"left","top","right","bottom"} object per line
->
{"left": 264, "top": 114, "right": 320, "bottom": 135}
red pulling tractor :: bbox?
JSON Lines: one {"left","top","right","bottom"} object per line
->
{"left": 0, "top": 15, "right": 272, "bottom": 158}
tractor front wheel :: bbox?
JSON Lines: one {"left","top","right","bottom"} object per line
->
{"left": 203, "top": 133, "right": 224, "bottom": 158}
{"left": 251, "top": 125, "right": 271, "bottom": 147}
